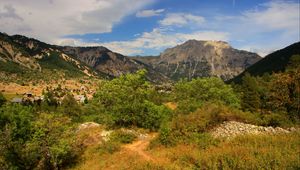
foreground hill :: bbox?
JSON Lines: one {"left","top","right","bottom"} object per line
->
{"left": 231, "top": 42, "right": 300, "bottom": 83}
{"left": 133, "top": 40, "right": 261, "bottom": 80}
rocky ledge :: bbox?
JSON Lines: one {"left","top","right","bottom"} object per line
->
{"left": 211, "top": 121, "right": 298, "bottom": 139}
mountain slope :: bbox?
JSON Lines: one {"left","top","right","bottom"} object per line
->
{"left": 231, "top": 42, "right": 300, "bottom": 83}
{"left": 60, "top": 46, "right": 169, "bottom": 83}
{"left": 0, "top": 32, "right": 98, "bottom": 82}
{"left": 0, "top": 33, "right": 169, "bottom": 83}
{"left": 133, "top": 40, "right": 261, "bottom": 81}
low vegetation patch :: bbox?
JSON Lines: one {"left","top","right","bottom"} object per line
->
{"left": 110, "top": 130, "right": 137, "bottom": 144}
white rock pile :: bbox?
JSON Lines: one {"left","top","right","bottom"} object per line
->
{"left": 77, "top": 122, "right": 100, "bottom": 131}
{"left": 211, "top": 121, "right": 298, "bottom": 139}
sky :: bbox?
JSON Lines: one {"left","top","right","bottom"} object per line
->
{"left": 0, "top": 0, "right": 299, "bottom": 56}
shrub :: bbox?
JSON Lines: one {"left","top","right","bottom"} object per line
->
{"left": 89, "top": 70, "right": 172, "bottom": 130}
{"left": 261, "top": 112, "right": 293, "bottom": 127}
{"left": 173, "top": 78, "right": 240, "bottom": 114}
{"left": 60, "top": 93, "right": 81, "bottom": 118}
{"left": 156, "top": 103, "right": 260, "bottom": 147}
{"left": 97, "top": 141, "right": 121, "bottom": 155}
{"left": 0, "top": 108, "right": 80, "bottom": 170}
{"left": 110, "top": 130, "right": 137, "bottom": 144}
{"left": 0, "top": 92, "right": 6, "bottom": 106}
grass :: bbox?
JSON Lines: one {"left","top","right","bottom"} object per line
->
{"left": 69, "top": 132, "right": 300, "bottom": 170}
{"left": 147, "top": 132, "right": 300, "bottom": 170}
{"left": 2, "top": 93, "right": 22, "bottom": 101}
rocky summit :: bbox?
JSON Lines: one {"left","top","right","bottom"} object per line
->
{"left": 134, "top": 40, "right": 261, "bottom": 80}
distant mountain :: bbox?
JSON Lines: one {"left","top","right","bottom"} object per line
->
{"left": 0, "top": 33, "right": 264, "bottom": 84}
{"left": 133, "top": 40, "right": 261, "bottom": 81}
{"left": 0, "top": 32, "right": 169, "bottom": 83}
{"left": 60, "top": 46, "right": 169, "bottom": 83}
{"left": 231, "top": 42, "right": 300, "bottom": 83}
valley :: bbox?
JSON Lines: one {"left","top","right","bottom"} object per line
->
{"left": 0, "top": 16, "right": 299, "bottom": 170}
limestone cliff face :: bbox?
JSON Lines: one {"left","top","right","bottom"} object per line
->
{"left": 0, "top": 33, "right": 97, "bottom": 77}
{"left": 134, "top": 40, "right": 261, "bottom": 80}
{"left": 0, "top": 36, "right": 41, "bottom": 71}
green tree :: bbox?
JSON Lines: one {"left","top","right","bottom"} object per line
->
{"left": 60, "top": 94, "right": 81, "bottom": 118}
{"left": 240, "top": 73, "right": 261, "bottom": 112}
{"left": 173, "top": 77, "right": 240, "bottom": 114}
{"left": 90, "top": 70, "right": 171, "bottom": 130}
{"left": 0, "top": 104, "right": 34, "bottom": 169}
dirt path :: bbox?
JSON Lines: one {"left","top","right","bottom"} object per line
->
{"left": 123, "top": 133, "right": 157, "bottom": 161}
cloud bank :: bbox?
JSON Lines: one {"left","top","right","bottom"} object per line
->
{"left": 0, "top": 0, "right": 154, "bottom": 43}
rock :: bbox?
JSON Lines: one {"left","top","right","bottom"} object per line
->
{"left": 101, "top": 130, "right": 113, "bottom": 141}
{"left": 211, "top": 121, "right": 295, "bottom": 139}
{"left": 288, "top": 127, "right": 296, "bottom": 132}
{"left": 77, "top": 122, "right": 100, "bottom": 131}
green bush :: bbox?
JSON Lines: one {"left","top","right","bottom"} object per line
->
{"left": 110, "top": 130, "right": 137, "bottom": 144}
{"left": 261, "top": 112, "right": 293, "bottom": 127}
{"left": 157, "top": 103, "right": 260, "bottom": 147}
{"left": 0, "top": 92, "right": 6, "bottom": 106}
{"left": 173, "top": 78, "right": 240, "bottom": 114}
{"left": 0, "top": 106, "right": 80, "bottom": 170}
{"left": 89, "top": 70, "right": 172, "bottom": 130}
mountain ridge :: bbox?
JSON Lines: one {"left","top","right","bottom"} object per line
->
{"left": 231, "top": 41, "right": 300, "bottom": 83}
{"left": 1, "top": 32, "right": 264, "bottom": 83}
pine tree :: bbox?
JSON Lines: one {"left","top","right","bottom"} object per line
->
{"left": 241, "top": 73, "right": 261, "bottom": 112}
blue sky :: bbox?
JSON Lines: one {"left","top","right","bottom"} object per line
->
{"left": 0, "top": 0, "right": 299, "bottom": 56}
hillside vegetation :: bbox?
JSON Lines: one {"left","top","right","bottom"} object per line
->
{"left": 0, "top": 50, "right": 299, "bottom": 169}
{"left": 232, "top": 42, "right": 300, "bottom": 83}
{"left": 0, "top": 32, "right": 100, "bottom": 84}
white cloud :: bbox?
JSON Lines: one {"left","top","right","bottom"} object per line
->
{"left": 159, "top": 13, "right": 205, "bottom": 27}
{"left": 212, "top": 1, "right": 299, "bottom": 57}
{"left": 136, "top": 9, "right": 164, "bottom": 17}
{"left": 0, "top": 0, "right": 153, "bottom": 43}
{"left": 242, "top": 1, "right": 299, "bottom": 33}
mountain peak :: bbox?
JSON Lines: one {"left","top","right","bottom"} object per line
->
{"left": 182, "top": 39, "right": 231, "bottom": 49}
{"left": 137, "top": 39, "right": 261, "bottom": 80}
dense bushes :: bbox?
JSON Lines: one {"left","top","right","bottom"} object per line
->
{"left": 86, "top": 70, "right": 172, "bottom": 130}
{"left": 238, "top": 64, "right": 300, "bottom": 122}
{"left": 156, "top": 103, "right": 259, "bottom": 147}
{"left": 173, "top": 77, "right": 240, "bottom": 114}
{"left": 0, "top": 104, "right": 81, "bottom": 170}
{"left": 0, "top": 92, "right": 7, "bottom": 107}
{"left": 110, "top": 130, "right": 137, "bottom": 144}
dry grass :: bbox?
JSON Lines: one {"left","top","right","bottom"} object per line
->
{"left": 164, "top": 102, "right": 177, "bottom": 111}
{"left": 70, "top": 131, "right": 300, "bottom": 170}
{"left": 148, "top": 132, "right": 300, "bottom": 170}
{"left": 0, "top": 78, "right": 99, "bottom": 98}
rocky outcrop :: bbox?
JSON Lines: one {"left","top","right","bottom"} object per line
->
{"left": 0, "top": 32, "right": 99, "bottom": 78}
{"left": 0, "top": 38, "right": 41, "bottom": 71}
{"left": 211, "top": 121, "right": 298, "bottom": 139}
{"left": 134, "top": 40, "right": 261, "bottom": 80}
